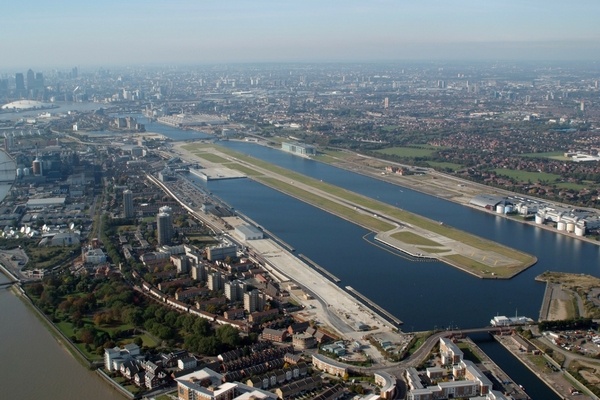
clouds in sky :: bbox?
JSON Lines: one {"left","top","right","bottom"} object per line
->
{"left": 2, "top": 0, "right": 599, "bottom": 68}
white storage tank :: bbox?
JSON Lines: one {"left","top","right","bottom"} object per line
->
{"left": 23, "top": 167, "right": 30, "bottom": 176}
{"left": 535, "top": 213, "right": 544, "bottom": 224}
{"left": 504, "top": 205, "right": 513, "bottom": 214}
{"left": 557, "top": 220, "right": 567, "bottom": 231}
{"left": 16, "top": 168, "right": 22, "bottom": 177}
{"left": 575, "top": 224, "right": 586, "bottom": 237}
{"left": 566, "top": 222, "right": 576, "bottom": 233}
{"left": 496, "top": 204, "right": 504, "bottom": 214}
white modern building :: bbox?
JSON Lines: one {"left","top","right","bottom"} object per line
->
{"left": 234, "top": 224, "right": 263, "bottom": 240}
{"left": 282, "top": 141, "right": 316, "bottom": 156}
{"left": 175, "top": 368, "right": 277, "bottom": 400}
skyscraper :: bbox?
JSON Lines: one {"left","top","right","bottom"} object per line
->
{"left": 156, "top": 206, "right": 173, "bottom": 245}
{"left": 123, "top": 189, "right": 134, "bottom": 218}
{"left": 35, "top": 72, "right": 44, "bottom": 90}
{"left": 15, "top": 73, "right": 25, "bottom": 94}
{"left": 26, "top": 69, "right": 35, "bottom": 91}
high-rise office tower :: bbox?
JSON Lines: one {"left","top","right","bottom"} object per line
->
{"left": 35, "top": 72, "right": 44, "bottom": 90}
{"left": 123, "top": 189, "right": 134, "bottom": 218}
{"left": 15, "top": 73, "right": 25, "bottom": 94}
{"left": 26, "top": 69, "right": 35, "bottom": 91}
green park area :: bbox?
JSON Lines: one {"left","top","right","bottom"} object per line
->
{"left": 375, "top": 146, "right": 437, "bottom": 158}
{"left": 426, "top": 161, "right": 463, "bottom": 171}
{"left": 493, "top": 168, "right": 562, "bottom": 183}
{"left": 493, "top": 168, "right": 587, "bottom": 190}
{"left": 520, "top": 151, "right": 570, "bottom": 161}
{"left": 25, "top": 245, "right": 79, "bottom": 270}
{"left": 182, "top": 143, "right": 536, "bottom": 278}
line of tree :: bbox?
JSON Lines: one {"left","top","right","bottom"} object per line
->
{"left": 538, "top": 317, "right": 595, "bottom": 332}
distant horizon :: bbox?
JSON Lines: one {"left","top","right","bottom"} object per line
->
{"left": 2, "top": 1, "right": 599, "bottom": 72}
{"left": 2, "top": 55, "right": 600, "bottom": 75}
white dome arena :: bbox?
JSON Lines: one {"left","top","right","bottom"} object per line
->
{"left": 1, "top": 100, "right": 52, "bottom": 110}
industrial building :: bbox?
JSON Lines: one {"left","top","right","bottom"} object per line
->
{"left": 471, "top": 194, "right": 600, "bottom": 237}
{"left": 534, "top": 206, "right": 600, "bottom": 237}
{"left": 234, "top": 224, "right": 263, "bottom": 240}
{"left": 469, "top": 194, "right": 509, "bottom": 211}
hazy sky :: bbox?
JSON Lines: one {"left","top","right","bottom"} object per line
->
{"left": 2, "top": 0, "right": 600, "bottom": 69}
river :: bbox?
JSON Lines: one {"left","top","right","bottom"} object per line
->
{"left": 0, "top": 115, "right": 573, "bottom": 399}
{"left": 0, "top": 274, "right": 122, "bottom": 399}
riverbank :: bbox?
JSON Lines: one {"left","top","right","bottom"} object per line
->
{"left": 0, "top": 268, "right": 127, "bottom": 399}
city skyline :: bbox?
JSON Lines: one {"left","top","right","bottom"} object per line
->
{"left": 2, "top": 0, "right": 600, "bottom": 69}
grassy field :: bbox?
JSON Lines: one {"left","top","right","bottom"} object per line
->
{"left": 155, "top": 391, "right": 177, "bottom": 400}
{"left": 443, "top": 254, "right": 518, "bottom": 278}
{"left": 457, "top": 342, "right": 483, "bottom": 362}
{"left": 426, "top": 161, "right": 464, "bottom": 171}
{"left": 27, "top": 245, "right": 78, "bottom": 270}
{"left": 555, "top": 181, "right": 588, "bottom": 190}
{"left": 391, "top": 231, "right": 442, "bottom": 247}
{"left": 223, "top": 162, "right": 263, "bottom": 176}
{"left": 193, "top": 152, "right": 230, "bottom": 163}
{"left": 525, "top": 354, "right": 555, "bottom": 373}
{"left": 494, "top": 168, "right": 589, "bottom": 189}
{"left": 520, "top": 151, "right": 570, "bottom": 161}
{"left": 493, "top": 168, "right": 562, "bottom": 183}
{"left": 376, "top": 146, "right": 436, "bottom": 158}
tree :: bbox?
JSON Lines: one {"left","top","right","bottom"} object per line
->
{"left": 78, "top": 327, "right": 96, "bottom": 345}
{"left": 216, "top": 325, "right": 240, "bottom": 348}
{"left": 122, "top": 307, "right": 143, "bottom": 326}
